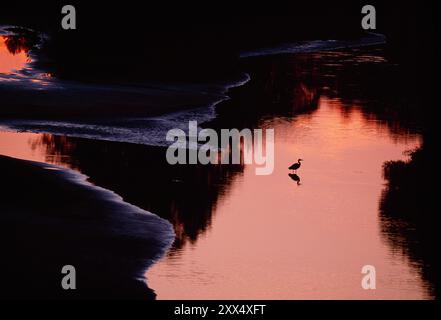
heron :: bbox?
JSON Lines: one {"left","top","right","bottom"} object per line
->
{"left": 288, "top": 173, "right": 301, "bottom": 186}
{"left": 289, "top": 159, "right": 303, "bottom": 173}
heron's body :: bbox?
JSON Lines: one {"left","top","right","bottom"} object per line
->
{"left": 289, "top": 162, "right": 301, "bottom": 171}
{"left": 289, "top": 159, "right": 303, "bottom": 172}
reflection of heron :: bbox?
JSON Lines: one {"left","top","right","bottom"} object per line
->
{"left": 288, "top": 173, "right": 301, "bottom": 186}
{"left": 289, "top": 159, "right": 303, "bottom": 173}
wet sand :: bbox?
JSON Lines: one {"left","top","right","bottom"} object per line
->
{"left": 0, "top": 78, "right": 229, "bottom": 119}
{"left": 0, "top": 29, "right": 229, "bottom": 120}
{"left": 0, "top": 155, "right": 174, "bottom": 299}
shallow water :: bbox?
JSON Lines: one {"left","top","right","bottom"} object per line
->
{"left": 0, "top": 96, "right": 427, "bottom": 299}
{"left": 0, "top": 42, "right": 434, "bottom": 299}
{"left": 0, "top": 131, "right": 74, "bottom": 166}
{"left": 0, "top": 26, "right": 49, "bottom": 83}
{"left": 146, "top": 97, "right": 427, "bottom": 299}
{"left": 0, "top": 35, "right": 29, "bottom": 74}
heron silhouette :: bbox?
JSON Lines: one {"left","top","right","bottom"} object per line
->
{"left": 288, "top": 173, "right": 301, "bottom": 186}
{"left": 289, "top": 159, "right": 303, "bottom": 173}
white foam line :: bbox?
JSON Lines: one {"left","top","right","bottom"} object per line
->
{"left": 240, "top": 33, "right": 387, "bottom": 58}
{"left": 12, "top": 155, "right": 175, "bottom": 269}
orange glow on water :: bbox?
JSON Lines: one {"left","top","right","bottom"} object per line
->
{"left": 0, "top": 99, "right": 429, "bottom": 299}
{"left": 147, "top": 98, "right": 427, "bottom": 299}
{"left": 0, "top": 36, "right": 29, "bottom": 74}
{"left": 0, "top": 44, "right": 432, "bottom": 299}
{"left": 0, "top": 131, "right": 75, "bottom": 168}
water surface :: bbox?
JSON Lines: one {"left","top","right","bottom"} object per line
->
{"left": 146, "top": 97, "right": 426, "bottom": 299}
{"left": 0, "top": 45, "right": 433, "bottom": 299}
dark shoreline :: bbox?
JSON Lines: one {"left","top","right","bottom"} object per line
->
{"left": 0, "top": 155, "right": 174, "bottom": 299}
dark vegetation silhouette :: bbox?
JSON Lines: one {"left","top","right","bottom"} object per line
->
{"left": 2, "top": 27, "right": 40, "bottom": 55}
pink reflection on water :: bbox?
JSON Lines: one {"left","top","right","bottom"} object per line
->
{"left": 0, "top": 35, "right": 30, "bottom": 74}
{"left": 0, "top": 100, "right": 430, "bottom": 299}
{"left": 0, "top": 131, "right": 76, "bottom": 169}
{"left": 147, "top": 97, "right": 428, "bottom": 299}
